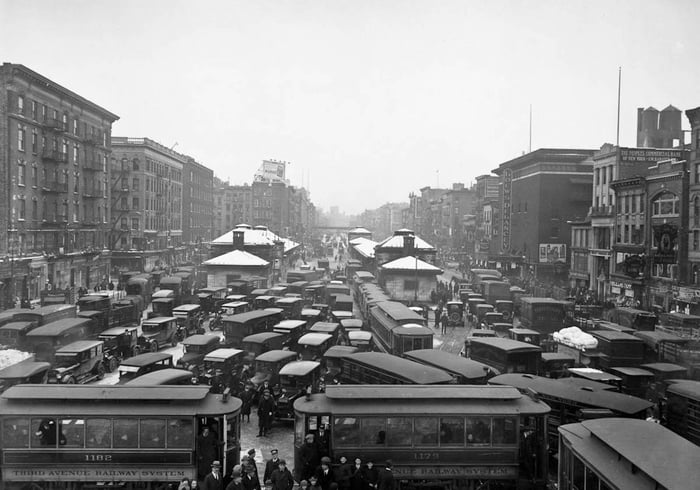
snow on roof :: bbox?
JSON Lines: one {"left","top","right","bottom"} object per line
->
{"left": 211, "top": 225, "right": 298, "bottom": 252}
{"left": 375, "top": 233, "right": 435, "bottom": 250}
{"left": 351, "top": 237, "right": 377, "bottom": 258}
{"left": 349, "top": 227, "right": 371, "bottom": 234}
{"left": 380, "top": 256, "right": 442, "bottom": 272}
{"left": 203, "top": 249, "right": 270, "bottom": 267}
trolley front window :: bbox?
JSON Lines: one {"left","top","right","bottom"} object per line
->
{"left": 493, "top": 417, "right": 517, "bottom": 445}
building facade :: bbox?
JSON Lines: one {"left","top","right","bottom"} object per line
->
{"left": 0, "top": 63, "right": 118, "bottom": 307}
{"left": 493, "top": 148, "right": 595, "bottom": 283}
{"left": 109, "top": 137, "right": 185, "bottom": 272}
{"left": 182, "top": 157, "right": 214, "bottom": 245}
{"left": 213, "top": 181, "right": 253, "bottom": 239}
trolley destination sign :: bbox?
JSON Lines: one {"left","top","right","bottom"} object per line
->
{"left": 394, "top": 465, "right": 518, "bottom": 479}
{"left": 3, "top": 466, "right": 194, "bottom": 481}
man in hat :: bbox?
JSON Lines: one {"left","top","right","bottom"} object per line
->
{"left": 315, "top": 424, "right": 330, "bottom": 459}
{"left": 263, "top": 448, "right": 281, "bottom": 483}
{"left": 314, "top": 456, "right": 335, "bottom": 490}
{"left": 197, "top": 426, "right": 223, "bottom": 479}
{"left": 377, "top": 460, "right": 394, "bottom": 490}
{"left": 269, "top": 459, "right": 295, "bottom": 490}
{"left": 201, "top": 460, "right": 224, "bottom": 490}
{"left": 308, "top": 475, "right": 322, "bottom": 490}
{"left": 300, "top": 433, "right": 319, "bottom": 481}
{"left": 334, "top": 456, "right": 352, "bottom": 490}
{"left": 257, "top": 389, "right": 276, "bottom": 437}
{"left": 242, "top": 463, "right": 261, "bottom": 490}
{"left": 225, "top": 466, "right": 244, "bottom": 490}
{"left": 244, "top": 448, "right": 264, "bottom": 488}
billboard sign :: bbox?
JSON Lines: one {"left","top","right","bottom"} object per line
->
{"left": 539, "top": 243, "right": 566, "bottom": 263}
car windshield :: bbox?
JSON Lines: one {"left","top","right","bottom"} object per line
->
{"left": 280, "top": 375, "right": 306, "bottom": 390}
{"left": 54, "top": 353, "right": 79, "bottom": 367}
{"left": 185, "top": 344, "right": 205, "bottom": 354}
{"left": 142, "top": 323, "right": 164, "bottom": 333}
{"left": 255, "top": 361, "right": 275, "bottom": 375}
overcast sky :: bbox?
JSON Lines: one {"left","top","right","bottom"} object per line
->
{"left": 3, "top": 0, "right": 699, "bottom": 214}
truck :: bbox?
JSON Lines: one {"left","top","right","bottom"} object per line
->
{"left": 482, "top": 280, "right": 511, "bottom": 305}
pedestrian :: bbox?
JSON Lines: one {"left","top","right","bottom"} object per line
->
{"left": 433, "top": 305, "right": 442, "bottom": 329}
{"left": 200, "top": 460, "right": 224, "bottom": 490}
{"left": 178, "top": 478, "right": 192, "bottom": 490}
{"left": 263, "top": 448, "right": 281, "bottom": 483}
{"left": 315, "top": 424, "right": 330, "bottom": 460}
{"left": 299, "top": 480, "right": 310, "bottom": 490}
{"left": 257, "top": 389, "right": 276, "bottom": 437}
{"left": 270, "top": 459, "right": 295, "bottom": 490}
{"left": 333, "top": 456, "right": 352, "bottom": 490}
{"left": 315, "top": 456, "right": 335, "bottom": 490}
{"left": 240, "top": 385, "right": 253, "bottom": 422}
{"left": 308, "top": 475, "right": 322, "bottom": 490}
{"left": 299, "top": 433, "right": 319, "bottom": 481}
{"left": 363, "top": 460, "right": 379, "bottom": 489}
{"left": 376, "top": 461, "right": 394, "bottom": 490}
{"left": 246, "top": 449, "right": 261, "bottom": 483}
{"left": 242, "top": 464, "right": 261, "bottom": 490}
{"left": 440, "top": 310, "right": 448, "bottom": 335}
{"left": 196, "top": 426, "right": 222, "bottom": 480}
{"left": 349, "top": 458, "right": 366, "bottom": 490}
{"left": 225, "top": 467, "right": 244, "bottom": 490}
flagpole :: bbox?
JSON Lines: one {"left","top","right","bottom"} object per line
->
{"left": 616, "top": 67, "right": 622, "bottom": 146}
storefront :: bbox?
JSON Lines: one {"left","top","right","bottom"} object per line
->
{"left": 672, "top": 286, "right": 700, "bottom": 315}
{"left": 609, "top": 278, "right": 644, "bottom": 307}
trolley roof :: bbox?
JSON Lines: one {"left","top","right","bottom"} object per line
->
{"left": 665, "top": 379, "right": 700, "bottom": 400}
{"left": 344, "top": 352, "right": 454, "bottom": 384}
{"left": 294, "top": 384, "right": 550, "bottom": 415}
{"left": 0, "top": 384, "right": 241, "bottom": 416}
{"left": 0, "top": 361, "right": 51, "bottom": 379}
{"left": 242, "top": 331, "right": 285, "bottom": 342}
{"left": 374, "top": 301, "right": 425, "bottom": 322}
{"left": 125, "top": 368, "right": 194, "bottom": 386}
{"left": 559, "top": 418, "right": 700, "bottom": 490}
{"left": 404, "top": 349, "right": 496, "bottom": 379}
{"left": 468, "top": 337, "right": 542, "bottom": 353}
{"left": 489, "top": 373, "right": 652, "bottom": 415}
{"left": 25, "top": 318, "right": 91, "bottom": 337}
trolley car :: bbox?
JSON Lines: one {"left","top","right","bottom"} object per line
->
{"left": 0, "top": 384, "right": 242, "bottom": 489}
{"left": 368, "top": 301, "right": 433, "bottom": 355}
{"left": 293, "top": 384, "right": 550, "bottom": 489}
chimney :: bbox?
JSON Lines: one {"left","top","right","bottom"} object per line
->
{"left": 403, "top": 234, "right": 415, "bottom": 257}
{"left": 232, "top": 231, "right": 245, "bottom": 251}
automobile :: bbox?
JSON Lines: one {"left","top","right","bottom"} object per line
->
{"left": 347, "top": 330, "right": 375, "bottom": 352}
{"left": 200, "top": 348, "right": 247, "bottom": 393}
{"left": 176, "top": 334, "right": 221, "bottom": 375}
{"left": 509, "top": 327, "right": 542, "bottom": 346}
{"left": 254, "top": 295, "right": 277, "bottom": 310}
{"left": 482, "top": 311, "right": 504, "bottom": 328}
{"left": 150, "top": 289, "right": 176, "bottom": 318}
{"left": 171, "top": 304, "right": 206, "bottom": 337}
{"left": 219, "top": 301, "right": 251, "bottom": 316}
{"left": 475, "top": 303, "right": 495, "bottom": 325}
{"left": 445, "top": 301, "right": 465, "bottom": 327}
{"left": 0, "top": 360, "right": 51, "bottom": 393}
{"left": 124, "top": 368, "right": 197, "bottom": 386}
{"left": 309, "top": 322, "right": 343, "bottom": 345}
{"left": 0, "top": 320, "right": 38, "bottom": 349}
{"left": 137, "top": 316, "right": 181, "bottom": 353}
{"left": 117, "top": 352, "right": 174, "bottom": 384}
{"left": 272, "top": 320, "right": 308, "bottom": 348}
{"left": 248, "top": 349, "right": 299, "bottom": 400}
{"left": 47, "top": 340, "right": 106, "bottom": 384}
{"left": 241, "top": 332, "right": 288, "bottom": 364}
{"left": 274, "top": 360, "right": 323, "bottom": 420}
{"left": 274, "top": 297, "right": 304, "bottom": 320}
{"left": 195, "top": 286, "right": 228, "bottom": 314}
{"left": 295, "top": 332, "right": 334, "bottom": 361}
{"left": 494, "top": 300, "right": 514, "bottom": 322}
{"left": 323, "top": 345, "right": 360, "bottom": 380}
{"left": 98, "top": 325, "right": 139, "bottom": 372}
{"left": 300, "top": 308, "right": 323, "bottom": 327}
{"left": 330, "top": 310, "right": 354, "bottom": 323}
{"left": 339, "top": 318, "right": 363, "bottom": 332}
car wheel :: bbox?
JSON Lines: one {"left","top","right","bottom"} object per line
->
{"left": 96, "top": 363, "right": 106, "bottom": 380}
{"left": 108, "top": 357, "right": 118, "bottom": 373}
{"left": 65, "top": 376, "right": 76, "bottom": 384}
{"left": 151, "top": 340, "right": 159, "bottom": 352}
{"left": 171, "top": 335, "right": 178, "bottom": 347}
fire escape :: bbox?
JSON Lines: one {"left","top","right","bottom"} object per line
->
{"left": 110, "top": 158, "right": 131, "bottom": 249}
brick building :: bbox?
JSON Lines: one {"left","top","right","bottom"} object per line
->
{"left": 183, "top": 156, "right": 214, "bottom": 245}
{"left": 493, "top": 148, "right": 595, "bottom": 283}
{"left": 109, "top": 137, "right": 185, "bottom": 272}
{"left": 213, "top": 181, "right": 253, "bottom": 239}
{"left": 0, "top": 63, "right": 118, "bottom": 306}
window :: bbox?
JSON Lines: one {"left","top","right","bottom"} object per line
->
{"left": 652, "top": 191, "right": 680, "bottom": 216}
{"left": 73, "top": 118, "right": 78, "bottom": 135}
{"left": 86, "top": 419, "right": 111, "bottom": 448}
{"left": 333, "top": 417, "right": 360, "bottom": 447}
{"left": 32, "top": 418, "right": 62, "bottom": 447}
{"left": 31, "top": 100, "right": 37, "bottom": 119}
{"left": 492, "top": 418, "right": 517, "bottom": 444}
{"left": 386, "top": 417, "right": 412, "bottom": 446}
{"left": 18, "top": 164, "right": 26, "bottom": 186}
{"left": 695, "top": 197, "right": 700, "bottom": 226}
{"left": 140, "top": 419, "right": 165, "bottom": 448}
{"left": 31, "top": 130, "right": 38, "bottom": 153}
{"left": 132, "top": 177, "right": 140, "bottom": 191}
{"left": 694, "top": 231, "right": 700, "bottom": 252}
{"left": 17, "top": 125, "right": 25, "bottom": 151}
{"left": 3, "top": 418, "right": 29, "bottom": 448}
{"left": 413, "top": 417, "right": 438, "bottom": 446}
{"left": 602, "top": 167, "right": 607, "bottom": 185}
{"left": 73, "top": 144, "right": 80, "bottom": 164}
{"left": 440, "top": 417, "right": 465, "bottom": 446}
{"left": 17, "top": 94, "right": 24, "bottom": 114}
{"left": 18, "top": 199, "right": 26, "bottom": 220}
{"left": 466, "top": 417, "right": 491, "bottom": 445}
{"left": 361, "top": 418, "right": 386, "bottom": 446}
{"left": 631, "top": 194, "right": 637, "bottom": 213}
{"left": 131, "top": 218, "right": 139, "bottom": 230}
{"left": 32, "top": 200, "right": 38, "bottom": 220}
{"left": 403, "top": 279, "right": 417, "bottom": 290}
{"left": 113, "top": 419, "right": 138, "bottom": 448}
{"left": 60, "top": 418, "right": 85, "bottom": 447}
